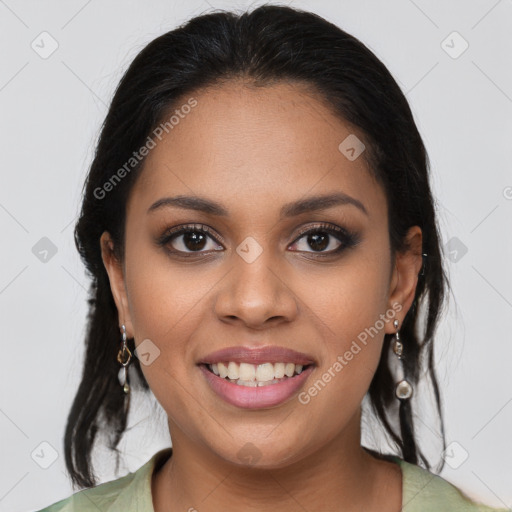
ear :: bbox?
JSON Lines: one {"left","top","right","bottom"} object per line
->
{"left": 385, "top": 226, "right": 423, "bottom": 334}
{"left": 100, "top": 231, "right": 135, "bottom": 338}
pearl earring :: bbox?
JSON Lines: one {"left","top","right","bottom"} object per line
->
{"left": 393, "top": 319, "right": 413, "bottom": 400}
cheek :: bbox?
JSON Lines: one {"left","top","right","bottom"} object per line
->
{"left": 294, "top": 249, "right": 391, "bottom": 341}
{"left": 124, "top": 239, "right": 216, "bottom": 340}
{"left": 123, "top": 247, "right": 211, "bottom": 387}
{"left": 293, "top": 250, "right": 391, "bottom": 401}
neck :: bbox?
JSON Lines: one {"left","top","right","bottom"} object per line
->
{"left": 152, "top": 410, "right": 402, "bottom": 512}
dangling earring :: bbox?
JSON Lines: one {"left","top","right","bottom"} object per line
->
{"left": 117, "top": 324, "right": 132, "bottom": 394}
{"left": 393, "top": 319, "right": 413, "bottom": 400}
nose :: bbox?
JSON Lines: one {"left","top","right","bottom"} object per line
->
{"left": 213, "top": 249, "right": 299, "bottom": 329}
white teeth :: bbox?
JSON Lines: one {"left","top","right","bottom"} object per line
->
{"left": 239, "top": 362, "right": 256, "bottom": 381}
{"left": 217, "top": 362, "right": 228, "bottom": 378}
{"left": 284, "top": 363, "right": 295, "bottom": 377}
{"left": 274, "top": 362, "right": 285, "bottom": 378}
{"left": 227, "top": 362, "right": 238, "bottom": 380}
{"left": 207, "top": 361, "right": 308, "bottom": 383}
{"left": 255, "top": 363, "right": 274, "bottom": 382}
{"left": 236, "top": 379, "right": 258, "bottom": 387}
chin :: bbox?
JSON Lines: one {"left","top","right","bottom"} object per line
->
{"left": 207, "top": 435, "right": 308, "bottom": 470}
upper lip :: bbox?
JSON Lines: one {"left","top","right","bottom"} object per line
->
{"left": 198, "top": 346, "right": 316, "bottom": 366}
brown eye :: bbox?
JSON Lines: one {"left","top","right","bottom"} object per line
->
{"left": 289, "top": 224, "right": 357, "bottom": 254}
{"left": 305, "top": 232, "right": 332, "bottom": 252}
{"left": 157, "top": 224, "right": 224, "bottom": 254}
{"left": 180, "top": 231, "right": 208, "bottom": 251}
{"left": 292, "top": 230, "right": 341, "bottom": 252}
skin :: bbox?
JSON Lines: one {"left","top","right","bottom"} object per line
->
{"left": 101, "top": 80, "right": 423, "bottom": 511}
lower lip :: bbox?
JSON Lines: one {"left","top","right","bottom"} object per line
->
{"left": 199, "top": 364, "right": 314, "bottom": 409}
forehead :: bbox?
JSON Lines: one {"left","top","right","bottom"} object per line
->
{"left": 127, "top": 80, "right": 386, "bottom": 220}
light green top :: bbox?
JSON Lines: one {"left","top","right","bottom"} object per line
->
{"left": 36, "top": 448, "right": 507, "bottom": 511}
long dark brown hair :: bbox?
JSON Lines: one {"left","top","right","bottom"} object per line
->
{"left": 67, "top": 4, "right": 449, "bottom": 489}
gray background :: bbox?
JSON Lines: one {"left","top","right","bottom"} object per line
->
{"left": 0, "top": 0, "right": 511, "bottom": 510}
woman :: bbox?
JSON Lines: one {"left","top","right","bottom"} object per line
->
{"left": 37, "top": 5, "right": 505, "bottom": 511}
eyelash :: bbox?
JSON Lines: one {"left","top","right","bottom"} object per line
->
{"left": 156, "top": 222, "right": 359, "bottom": 258}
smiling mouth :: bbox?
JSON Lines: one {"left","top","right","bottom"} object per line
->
{"left": 202, "top": 361, "right": 313, "bottom": 387}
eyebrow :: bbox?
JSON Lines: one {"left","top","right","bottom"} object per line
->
{"left": 147, "top": 192, "right": 368, "bottom": 217}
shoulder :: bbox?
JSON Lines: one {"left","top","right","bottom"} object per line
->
{"left": 395, "top": 457, "right": 508, "bottom": 512}
{"left": 33, "top": 470, "right": 135, "bottom": 512}
{"left": 34, "top": 448, "right": 173, "bottom": 512}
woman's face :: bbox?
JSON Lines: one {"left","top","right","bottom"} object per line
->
{"left": 102, "top": 80, "right": 422, "bottom": 468}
